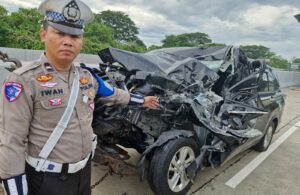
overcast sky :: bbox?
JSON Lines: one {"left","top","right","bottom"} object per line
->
{"left": 1, "top": 0, "right": 300, "bottom": 60}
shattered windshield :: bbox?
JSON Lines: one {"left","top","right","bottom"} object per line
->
{"left": 199, "top": 60, "right": 224, "bottom": 71}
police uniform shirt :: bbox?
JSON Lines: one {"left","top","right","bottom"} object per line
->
{"left": 0, "top": 54, "right": 130, "bottom": 179}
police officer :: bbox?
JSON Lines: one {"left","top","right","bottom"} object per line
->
{"left": 0, "top": 0, "right": 159, "bottom": 194}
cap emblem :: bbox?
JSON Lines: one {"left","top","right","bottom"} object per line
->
{"left": 63, "top": 0, "right": 81, "bottom": 22}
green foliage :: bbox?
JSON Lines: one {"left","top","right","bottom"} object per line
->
{"left": 95, "top": 10, "right": 139, "bottom": 43}
{"left": 292, "top": 58, "right": 300, "bottom": 64}
{"left": 241, "top": 45, "right": 289, "bottom": 69}
{"left": 0, "top": 21, "right": 10, "bottom": 46}
{"left": 240, "top": 45, "right": 275, "bottom": 59}
{"left": 82, "top": 22, "right": 117, "bottom": 54}
{"left": 0, "top": 7, "right": 147, "bottom": 53}
{"left": 161, "top": 32, "right": 212, "bottom": 47}
{"left": 0, "top": 8, "right": 44, "bottom": 49}
{"left": 147, "top": 45, "right": 162, "bottom": 51}
{"left": 118, "top": 41, "right": 147, "bottom": 53}
{"left": 0, "top": 5, "right": 8, "bottom": 17}
{"left": 269, "top": 56, "right": 289, "bottom": 69}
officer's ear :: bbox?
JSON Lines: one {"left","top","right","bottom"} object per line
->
{"left": 40, "top": 28, "right": 46, "bottom": 43}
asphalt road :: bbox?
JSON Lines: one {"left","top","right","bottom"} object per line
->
{"left": 90, "top": 86, "right": 300, "bottom": 195}
{"left": 0, "top": 87, "right": 299, "bottom": 195}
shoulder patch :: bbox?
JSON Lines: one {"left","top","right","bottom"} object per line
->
{"left": 4, "top": 82, "right": 23, "bottom": 102}
{"left": 14, "top": 62, "right": 41, "bottom": 76}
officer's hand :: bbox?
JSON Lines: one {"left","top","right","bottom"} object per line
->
{"left": 143, "top": 96, "right": 159, "bottom": 109}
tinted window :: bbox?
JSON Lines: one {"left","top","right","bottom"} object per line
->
{"left": 269, "top": 70, "right": 280, "bottom": 90}
{"left": 257, "top": 72, "right": 269, "bottom": 92}
{"left": 266, "top": 69, "right": 280, "bottom": 92}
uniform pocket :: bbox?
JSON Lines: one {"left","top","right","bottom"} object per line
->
{"left": 34, "top": 97, "right": 68, "bottom": 128}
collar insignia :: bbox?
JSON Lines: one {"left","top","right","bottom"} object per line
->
{"left": 80, "top": 77, "right": 89, "bottom": 85}
{"left": 44, "top": 63, "right": 55, "bottom": 72}
{"left": 37, "top": 74, "right": 53, "bottom": 82}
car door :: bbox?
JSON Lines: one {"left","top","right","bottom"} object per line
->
{"left": 255, "top": 69, "right": 281, "bottom": 133}
{"left": 266, "top": 69, "right": 285, "bottom": 127}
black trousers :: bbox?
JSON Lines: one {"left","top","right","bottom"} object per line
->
{"left": 25, "top": 159, "right": 91, "bottom": 195}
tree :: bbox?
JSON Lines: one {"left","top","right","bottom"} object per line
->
{"left": 292, "top": 58, "right": 300, "bottom": 64}
{"left": 0, "top": 5, "right": 8, "bottom": 17}
{"left": 147, "top": 45, "right": 162, "bottom": 51}
{"left": 269, "top": 56, "right": 289, "bottom": 69}
{"left": 161, "top": 32, "right": 212, "bottom": 47}
{"left": 82, "top": 22, "right": 118, "bottom": 54}
{"left": 118, "top": 41, "right": 146, "bottom": 53}
{"left": 95, "top": 10, "right": 139, "bottom": 43}
{"left": 0, "top": 8, "right": 44, "bottom": 49}
{"left": 240, "top": 45, "right": 275, "bottom": 59}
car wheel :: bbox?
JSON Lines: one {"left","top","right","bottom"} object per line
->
{"left": 148, "top": 137, "right": 199, "bottom": 195}
{"left": 253, "top": 122, "right": 275, "bottom": 152}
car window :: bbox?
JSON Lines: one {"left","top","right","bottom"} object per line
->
{"left": 257, "top": 72, "right": 269, "bottom": 92}
{"left": 269, "top": 69, "right": 280, "bottom": 90}
{"left": 266, "top": 70, "right": 280, "bottom": 92}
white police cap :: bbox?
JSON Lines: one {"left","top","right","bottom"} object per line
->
{"left": 38, "top": 0, "right": 94, "bottom": 35}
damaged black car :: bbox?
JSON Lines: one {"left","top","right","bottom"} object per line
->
{"left": 91, "top": 45, "right": 285, "bottom": 195}
{"left": 0, "top": 46, "right": 285, "bottom": 195}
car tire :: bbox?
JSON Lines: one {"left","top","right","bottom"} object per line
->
{"left": 253, "top": 122, "right": 275, "bottom": 152}
{"left": 148, "top": 137, "right": 199, "bottom": 195}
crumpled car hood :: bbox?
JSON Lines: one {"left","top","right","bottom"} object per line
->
{"left": 99, "top": 47, "right": 220, "bottom": 90}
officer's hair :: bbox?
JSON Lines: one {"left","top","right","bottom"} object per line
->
{"left": 40, "top": 20, "right": 49, "bottom": 31}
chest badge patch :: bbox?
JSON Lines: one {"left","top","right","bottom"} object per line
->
{"left": 80, "top": 77, "right": 89, "bottom": 85}
{"left": 49, "top": 98, "right": 63, "bottom": 106}
{"left": 4, "top": 82, "right": 23, "bottom": 102}
{"left": 40, "top": 82, "right": 58, "bottom": 88}
{"left": 37, "top": 74, "right": 53, "bottom": 82}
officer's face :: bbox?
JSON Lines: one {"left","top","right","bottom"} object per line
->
{"left": 40, "top": 25, "right": 83, "bottom": 66}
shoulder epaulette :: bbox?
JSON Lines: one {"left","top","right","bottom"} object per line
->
{"left": 14, "top": 62, "right": 42, "bottom": 75}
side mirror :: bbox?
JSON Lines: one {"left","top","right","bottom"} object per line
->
{"left": 295, "top": 14, "right": 300, "bottom": 23}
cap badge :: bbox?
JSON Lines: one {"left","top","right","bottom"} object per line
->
{"left": 37, "top": 74, "right": 53, "bottom": 82}
{"left": 63, "top": 0, "right": 81, "bottom": 22}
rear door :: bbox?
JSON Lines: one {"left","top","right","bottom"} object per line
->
{"left": 255, "top": 69, "right": 281, "bottom": 132}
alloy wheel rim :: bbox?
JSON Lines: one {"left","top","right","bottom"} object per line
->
{"left": 167, "top": 146, "right": 195, "bottom": 192}
{"left": 263, "top": 125, "right": 273, "bottom": 148}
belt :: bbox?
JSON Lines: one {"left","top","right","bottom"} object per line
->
{"left": 25, "top": 154, "right": 91, "bottom": 174}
